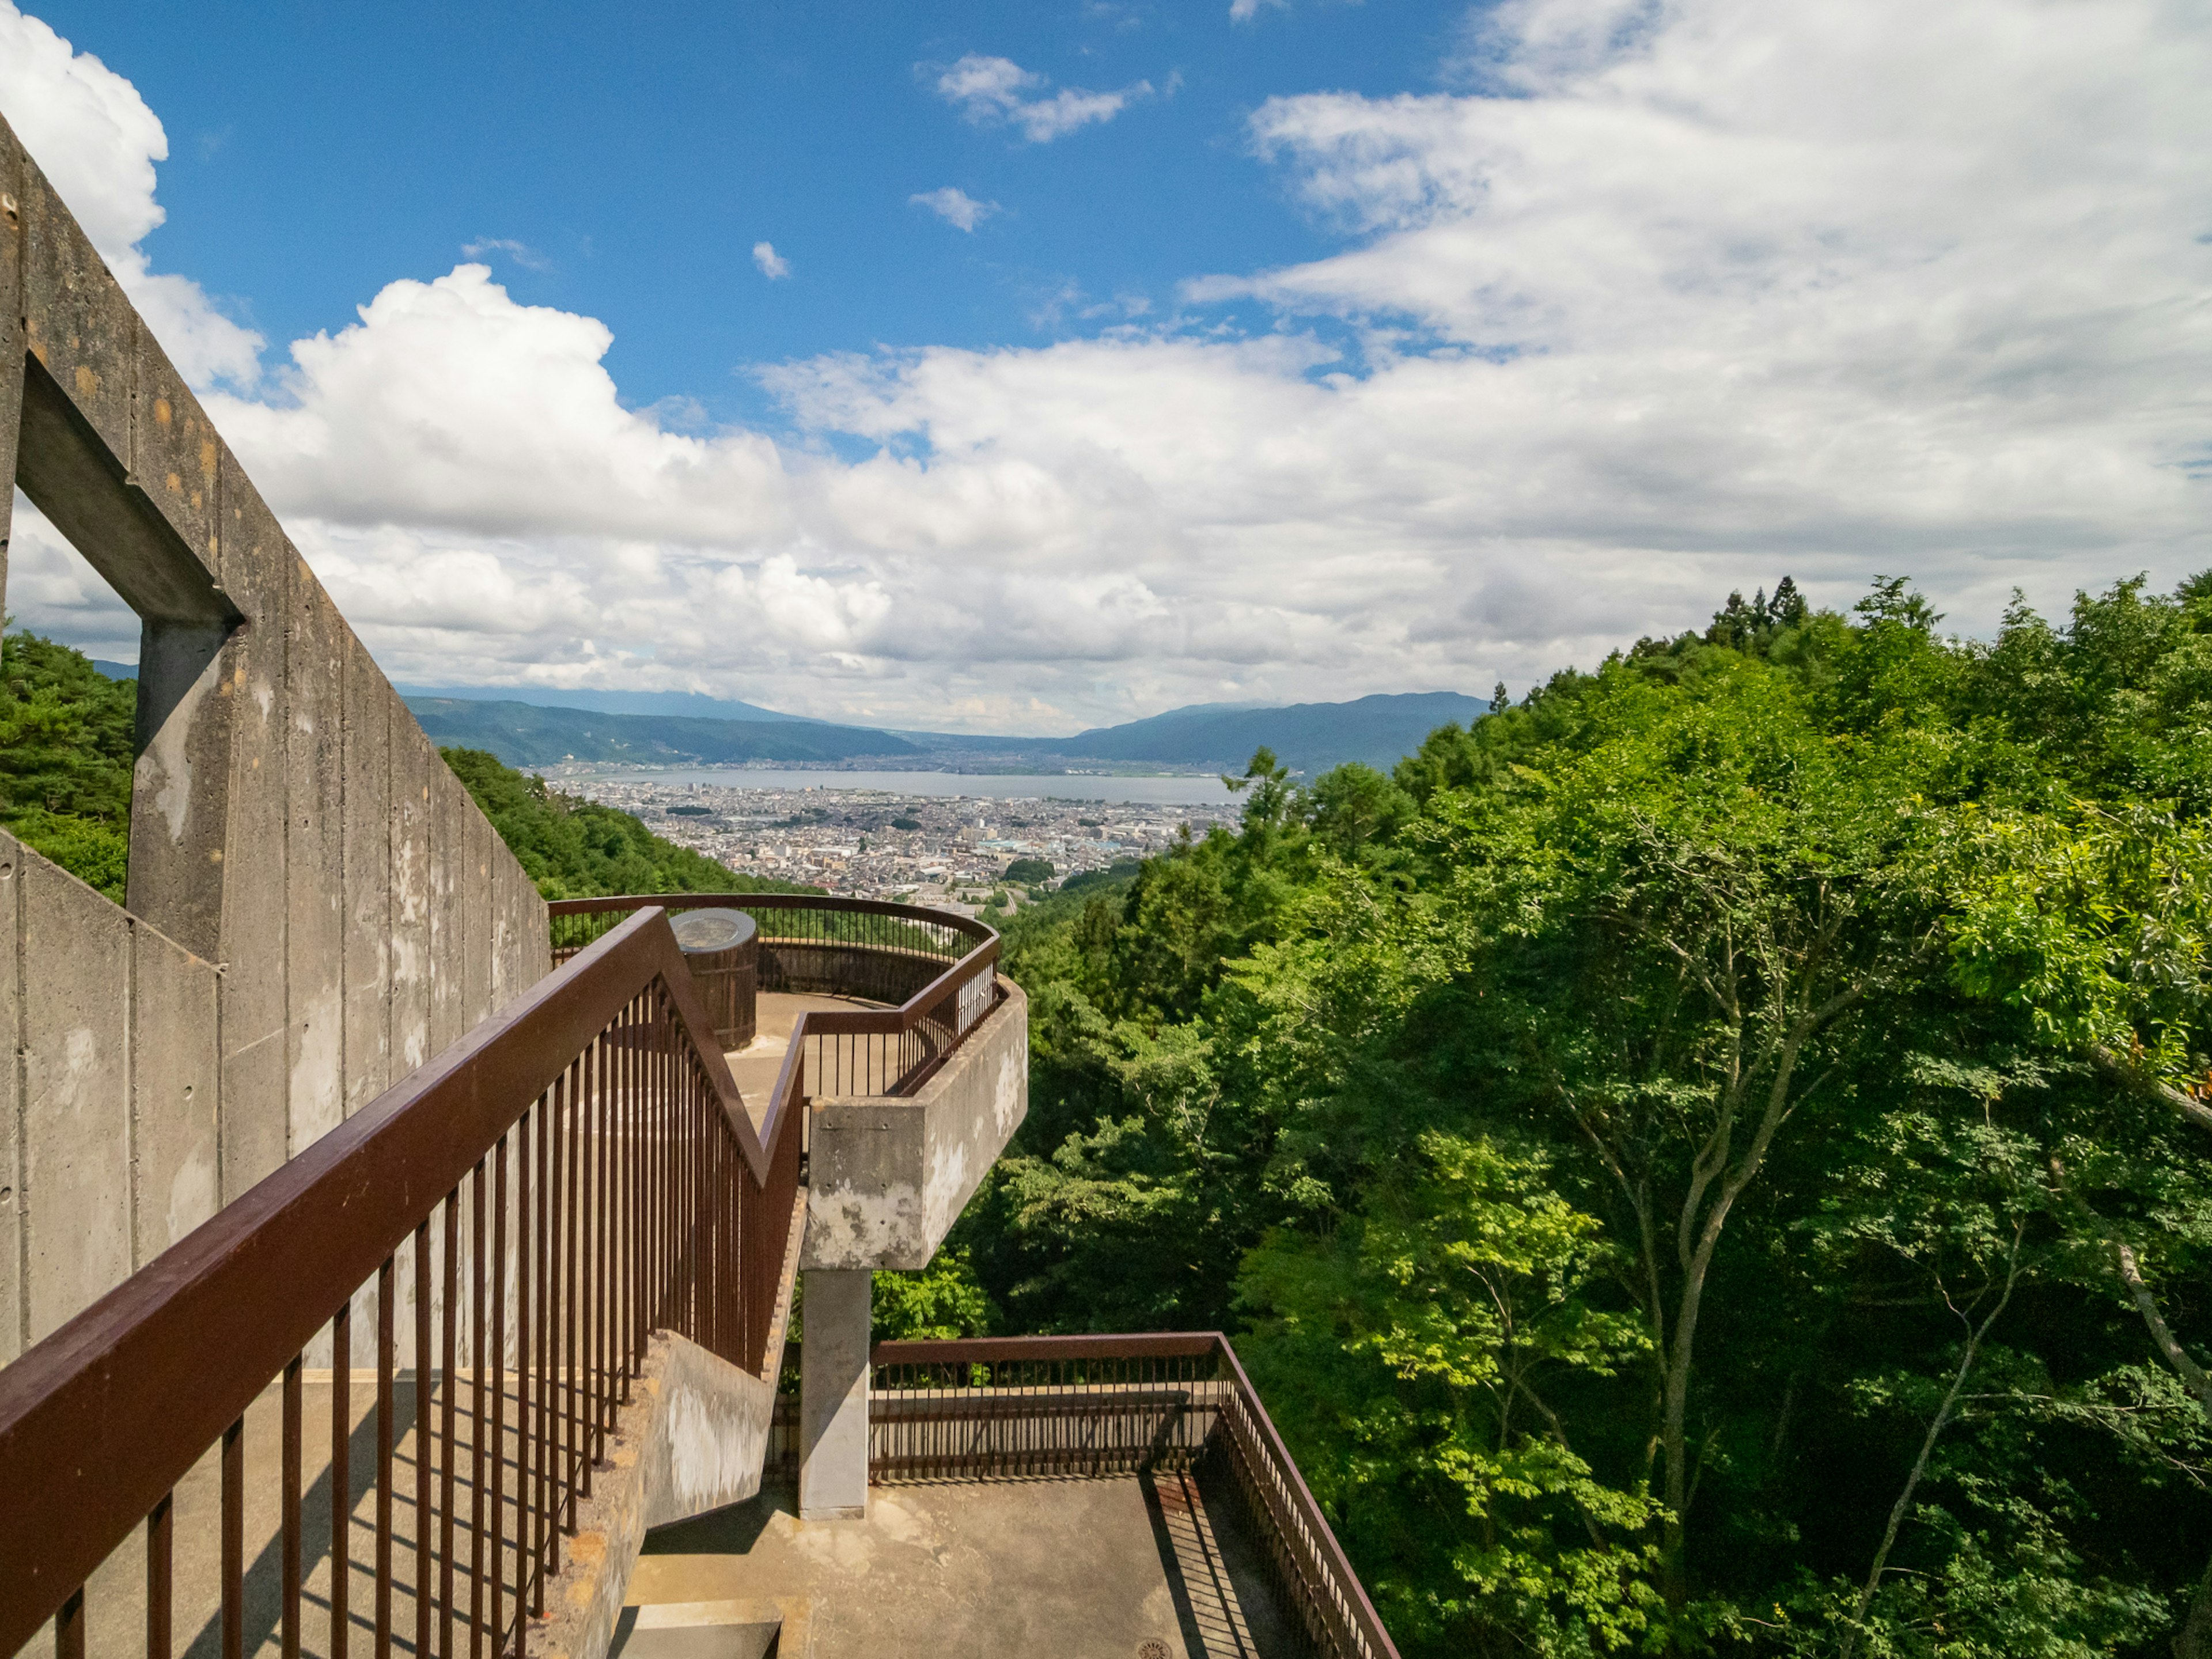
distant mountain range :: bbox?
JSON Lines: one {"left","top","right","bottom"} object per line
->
{"left": 402, "top": 684, "right": 815, "bottom": 724}
{"left": 1058, "top": 693, "right": 1486, "bottom": 772}
{"left": 407, "top": 699, "right": 921, "bottom": 766}
{"left": 396, "top": 686, "right": 1487, "bottom": 776}
{"left": 96, "top": 656, "right": 1483, "bottom": 771}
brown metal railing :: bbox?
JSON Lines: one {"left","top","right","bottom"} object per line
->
{"left": 766, "top": 1333, "right": 1401, "bottom": 1659}
{"left": 549, "top": 894, "right": 1002, "bottom": 1101}
{"left": 0, "top": 890, "right": 1007, "bottom": 1659}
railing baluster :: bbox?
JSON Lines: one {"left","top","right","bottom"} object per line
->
{"left": 223, "top": 1411, "right": 245, "bottom": 1659}
{"left": 516, "top": 1103, "right": 534, "bottom": 1650}
{"left": 440, "top": 1191, "right": 459, "bottom": 1659}
{"left": 56, "top": 1588, "right": 84, "bottom": 1659}
{"left": 469, "top": 1160, "right": 487, "bottom": 1659}
{"left": 145, "top": 1493, "right": 171, "bottom": 1659}
{"left": 333, "top": 1299, "right": 351, "bottom": 1659}
{"left": 490, "top": 1132, "right": 508, "bottom": 1658}
{"left": 376, "top": 1257, "right": 396, "bottom": 1659}
{"left": 534, "top": 1084, "right": 553, "bottom": 1607}
{"left": 415, "top": 1221, "right": 434, "bottom": 1659}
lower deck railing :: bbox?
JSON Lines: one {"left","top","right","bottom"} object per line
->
{"left": 768, "top": 1333, "right": 1401, "bottom": 1659}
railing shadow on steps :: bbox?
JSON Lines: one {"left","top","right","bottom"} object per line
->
{"left": 0, "top": 893, "right": 1005, "bottom": 1659}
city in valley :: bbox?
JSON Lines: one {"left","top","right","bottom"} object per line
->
{"left": 565, "top": 775, "right": 1238, "bottom": 914}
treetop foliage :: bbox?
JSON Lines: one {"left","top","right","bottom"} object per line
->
{"left": 0, "top": 628, "right": 135, "bottom": 901}
{"left": 950, "top": 571, "right": 2212, "bottom": 1658}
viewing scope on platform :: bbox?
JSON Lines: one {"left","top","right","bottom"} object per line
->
{"left": 671, "top": 906, "right": 759, "bottom": 1050}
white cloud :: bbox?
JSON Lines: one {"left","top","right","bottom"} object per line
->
{"left": 1229, "top": 0, "right": 1287, "bottom": 20}
{"left": 204, "top": 264, "right": 793, "bottom": 544}
{"left": 461, "top": 236, "right": 552, "bottom": 272}
{"left": 752, "top": 241, "right": 791, "bottom": 280}
{"left": 910, "top": 187, "right": 1002, "bottom": 232}
{"left": 0, "top": 2, "right": 263, "bottom": 389}
{"left": 6, "top": 0, "right": 2209, "bottom": 736}
{"left": 929, "top": 54, "right": 1151, "bottom": 143}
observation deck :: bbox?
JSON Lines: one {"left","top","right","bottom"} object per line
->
{"left": 0, "top": 108, "right": 1396, "bottom": 1659}
{"left": 0, "top": 895, "right": 1395, "bottom": 1659}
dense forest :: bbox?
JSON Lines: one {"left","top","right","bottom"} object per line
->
{"left": 885, "top": 574, "right": 2212, "bottom": 1658}
{"left": 0, "top": 628, "right": 136, "bottom": 901}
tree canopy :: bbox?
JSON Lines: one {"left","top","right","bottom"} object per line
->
{"left": 940, "top": 572, "right": 2212, "bottom": 1658}
{"left": 0, "top": 628, "right": 135, "bottom": 901}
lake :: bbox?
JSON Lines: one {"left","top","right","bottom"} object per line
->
{"left": 554, "top": 767, "right": 1239, "bottom": 805}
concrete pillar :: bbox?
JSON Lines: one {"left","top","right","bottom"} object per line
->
{"left": 798, "top": 1268, "right": 871, "bottom": 1518}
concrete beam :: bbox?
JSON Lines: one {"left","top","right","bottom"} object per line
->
{"left": 801, "top": 980, "right": 1029, "bottom": 1271}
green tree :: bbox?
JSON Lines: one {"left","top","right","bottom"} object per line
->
{"left": 0, "top": 629, "right": 135, "bottom": 901}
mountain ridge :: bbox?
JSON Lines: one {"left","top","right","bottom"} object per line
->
{"left": 400, "top": 688, "right": 1483, "bottom": 775}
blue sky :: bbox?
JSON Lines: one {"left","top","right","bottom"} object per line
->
{"left": 2, "top": 0, "right": 2206, "bottom": 733}
{"left": 25, "top": 1, "right": 1462, "bottom": 428}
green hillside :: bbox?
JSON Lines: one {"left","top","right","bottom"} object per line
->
{"left": 948, "top": 572, "right": 2212, "bottom": 1657}
{"left": 439, "top": 747, "right": 816, "bottom": 900}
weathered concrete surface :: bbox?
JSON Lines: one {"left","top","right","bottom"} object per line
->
{"left": 631, "top": 1471, "right": 1299, "bottom": 1658}
{"left": 643, "top": 1334, "right": 786, "bottom": 1529}
{"left": 800, "top": 978, "right": 1028, "bottom": 1271}
{"left": 0, "top": 834, "right": 223, "bottom": 1354}
{"left": 609, "top": 1599, "right": 804, "bottom": 1659}
{"left": 797, "top": 1269, "right": 872, "bottom": 1521}
{"left": 536, "top": 1187, "right": 802, "bottom": 1659}
{"left": 0, "top": 111, "right": 550, "bottom": 1361}
{"left": 724, "top": 992, "right": 877, "bottom": 1134}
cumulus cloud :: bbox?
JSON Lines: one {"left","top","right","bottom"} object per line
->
{"left": 6, "top": 0, "right": 2209, "bottom": 733}
{"left": 752, "top": 241, "right": 791, "bottom": 280}
{"left": 910, "top": 187, "right": 1002, "bottom": 232}
{"left": 204, "top": 264, "right": 793, "bottom": 543}
{"left": 0, "top": 2, "right": 263, "bottom": 389}
{"left": 929, "top": 54, "right": 1151, "bottom": 143}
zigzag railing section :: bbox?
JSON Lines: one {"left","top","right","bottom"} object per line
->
{"left": 550, "top": 894, "right": 1004, "bottom": 1102}
{"left": 0, "top": 894, "right": 1006, "bottom": 1659}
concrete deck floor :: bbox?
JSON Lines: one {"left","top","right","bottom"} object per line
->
{"left": 618, "top": 1472, "right": 1298, "bottom": 1659}
{"left": 725, "top": 995, "right": 882, "bottom": 1133}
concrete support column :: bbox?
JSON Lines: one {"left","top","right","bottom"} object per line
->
{"left": 798, "top": 1268, "right": 871, "bottom": 1518}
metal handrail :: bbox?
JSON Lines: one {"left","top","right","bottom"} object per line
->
{"left": 0, "top": 889, "right": 1014, "bottom": 1659}
{"left": 548, "top": 893, "right": 1005, "bottom": 1108}
{"left": 863, "top": 1332, "right": 1402, "bottom": 1659}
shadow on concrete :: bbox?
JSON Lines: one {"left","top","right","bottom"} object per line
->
{"left": 180, "top": 1379, "right": 424, "bottom": 1659}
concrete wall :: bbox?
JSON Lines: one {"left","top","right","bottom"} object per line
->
{"left": 0, "top": 115, "right": 550, "bottom": 1361}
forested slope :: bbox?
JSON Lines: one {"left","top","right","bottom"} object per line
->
{"left": 440, "top": 747, "right": 816, "bottom": 900}
{"left": 0, "top": 630, "right": 134, "bottom": 900}
{"left": 920, "top": 574, "right": 2212, "bottom": 1658}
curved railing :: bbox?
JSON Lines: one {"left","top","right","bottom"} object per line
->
{"left": 549, "top": 893, "right": 1003, "bottom": 1102}
{"left": 0, "top": 891, "right": 1009, "bottom": 1659}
